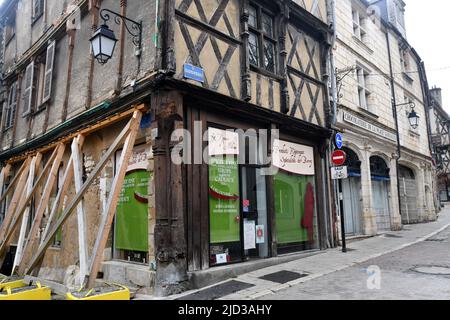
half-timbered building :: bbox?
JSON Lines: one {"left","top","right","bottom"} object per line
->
{"left": 0, "top": 0, "right": 334, "bottom": 296}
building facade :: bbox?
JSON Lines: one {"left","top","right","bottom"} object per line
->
{"left": 0, "top": 0, "right": 336, "bottom": 296}
{"left": 333, "top": 0, "right": 437, "bottom": 237}
{"left": 428, "top": 87, "right": 450, "bottom": 203}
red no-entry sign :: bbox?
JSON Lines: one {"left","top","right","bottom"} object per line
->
{"left": 331, "top": 150, "right": 347, "bottom": 166}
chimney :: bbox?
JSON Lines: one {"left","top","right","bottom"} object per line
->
{"left": 430, "top": 86, "right": 442, "bottom": 107}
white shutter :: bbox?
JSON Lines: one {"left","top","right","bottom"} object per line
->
{"left": 23, "top": 62, "right": 34, "bottom": 115}
{"left": 42, "top": 41, "right": 55, "bottom": 104}
{"left": 6, "top": 82, "right": 17, "bottom": 128}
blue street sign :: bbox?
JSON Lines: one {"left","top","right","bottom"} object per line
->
{"left": 335, "top": 133, "right": 343, "bottom": 149}
{"left": 183, "top": 64, "right": 205, "bottom": 83}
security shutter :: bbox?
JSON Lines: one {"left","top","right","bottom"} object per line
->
{"left": 23, "top": 62, "right": 34, "bottom": 116}
{"left": 42, "top": 41, "right": 55, "bottom": 104}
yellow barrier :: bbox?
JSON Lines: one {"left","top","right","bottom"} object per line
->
{"left": 0, "top": 278, "right": 27, "bottom": 291}
{"left": 0, "top": 282, "right": 52, "bottom": 300}
{"left": 66, "top": 283, "right": 130, "bottom": 300}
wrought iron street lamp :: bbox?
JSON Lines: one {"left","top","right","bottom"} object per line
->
{"left": 90, "top": 9, "right": 142, "bottom": 64}
{"left": 395, "top": 101, "right": 420, "bottom": 130}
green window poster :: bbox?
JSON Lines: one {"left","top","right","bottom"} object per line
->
{"left": 274, "top": 172, "right": 316, "bottom": 245}
{"left": 115, "top": 169, "right": 149, "bottom": 252}
{"left": 209, "top": 156, "right": 240, "bottom": 244}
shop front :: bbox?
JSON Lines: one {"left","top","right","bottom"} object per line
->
{"left": 189, "top": 109, "right": 325, "bottom": 270}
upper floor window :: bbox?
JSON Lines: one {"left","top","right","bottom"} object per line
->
{"left": 352, "top": 8, "right": 367, "bottom": 42}
{"left": 22, "top": 41, "right": 56, "bottom": 116}
{"left": 248, "top": 3, "right": 277, "bottom": 74}
{"left": 356, "top": 66, "right": 371, "bottom": 110}
{"left": 399, "top": 47, "right": 410, "bottom": 72}
{"left": 4, "top": 9, "right": 16, "bottom": 46}
{"left": 394, "top": 0, "right": 405, "bottom": 27}
{"left": 4, "top": 82, "right": 17, "bottom": 131}
{"left": 32, "top": 0, "right": 45, "bottom": 23}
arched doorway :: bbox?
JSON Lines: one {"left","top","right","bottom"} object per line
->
{"left": 398, "top": 165, "right": 419, "bottom": 224}
{"left": 370, "top": 156, "right": 391, "bottom": 232}
{"left": 341, "top": 148, "right": 363, "bottom": 236}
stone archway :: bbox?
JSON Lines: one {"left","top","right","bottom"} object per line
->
{"left": 398, "top": 164, "right": 419, "bottom": 224}
{"left": 370, "top": 156, "right": 391, "bottom": 232}
{"left": 341, "top": 147, "right": 363, "bottom": 235}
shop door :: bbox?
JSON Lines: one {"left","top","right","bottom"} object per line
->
{"left": 208, "top": 127, "right": 269, "bottom": 266}
{"left": 372, "top": 180, "right": 391, "bottom": 232}
{"left": 342, "top": 177, "right": 362, "bottom": 236}
{"left": 398, "top": 166, "right": 419, "bottom": 224}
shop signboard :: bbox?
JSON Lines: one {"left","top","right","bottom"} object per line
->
{"left": 272, "top": 139, "right": 315, "bottom": 175}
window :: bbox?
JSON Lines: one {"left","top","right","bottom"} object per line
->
{"left": 248, "top": 3, "right": 277, "bottom": 73}
{"left": 4, "top": 82, "right": 17, "bottom": 130}
{"left": 32, "top": 0, "right": 45, "bottom": 23}
{"left": 4, "top": 9, "right": 16, "bottom": 46}
{"left": 394, "top": 1, "right": 405, "bottom": 28}
{"left": 399, "top": 47, "right": 410, "bottom": 72}
{"left": 352, "top": 9, "right": 366, "bottom": 42}
{"left": 22, "top": 41, "right": 55, "bottom": 116}
{"left": 356, "top": 66, "right": 371, "bottom": 110}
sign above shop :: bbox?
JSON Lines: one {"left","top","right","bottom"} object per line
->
{"left": 331, "top": 150, "right": 347, "bottom": 166}
{"left": 208, "top": 128, "right": 239, "bottom": 156}
{"left": 272, "top": 139, "right": 315, "bottom": 176}
{"left": 183, "top": 64, "right": 205, "bottom": 83}
{"left": 342, "top": 111, "right": 397, "bottom": 142}
{"left": 331, "top": 166, "right": 348, "bottom": 180}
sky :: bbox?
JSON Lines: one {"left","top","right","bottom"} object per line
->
{"left": 405, "top": 0, "right": 450, "bottom": 112}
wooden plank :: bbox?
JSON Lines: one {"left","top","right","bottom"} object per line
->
{"left": 17, "top": 143, "right": 66, "bottom": 274}
{"left": 0, "top": 164, "right": 12, "bottom": 198}
{"left": 12, "top": 154, "right": 42, "bottom": 273}
{"left": 0, "top": 158, "right": 32, "bottom": 243}
{"left": 25, "top": 113, "right": 136, "bottom": 275}
{"left": 0, "top": 159, "right": 31, "bottom": 220}
{"left": 71, "top": 134, "right": 89, "bottom": 284}
{"left": 7, "top": 105, "right": 146, "bottom": 165}
{"left": 86, "top": 111, "right": 142, "bottom": 288}
{"left": 0, "top": 148, "right": 58, "bottom": 263}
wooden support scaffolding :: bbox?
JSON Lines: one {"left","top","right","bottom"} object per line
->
{"left": 24, "top": 110, "right": 143, "bottom": 289}
{"left": 0, "top": 147, "right": 59, "bottom": 266}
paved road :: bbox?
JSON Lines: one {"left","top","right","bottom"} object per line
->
{"left": 259, "top": 227, "right": 450, "bottom": 300}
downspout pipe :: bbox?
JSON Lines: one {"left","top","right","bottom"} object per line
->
{"left": 386, "top": 30, "right": 403, "bottom": 222}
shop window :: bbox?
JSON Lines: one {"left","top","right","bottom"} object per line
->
{"left": 247, "top": 3, "right": 277, "bottom": 74}
{"left": 32, "top": 0, "right": 45, "bottom": 23}
{"left": 113, "top": 144, "right": 151, "bottom": 264}
{"left": 4, "top": 82, "right": 17, "bottom": 131}
{"left": 275, "top": 172, "right": 318, "bottom": 253}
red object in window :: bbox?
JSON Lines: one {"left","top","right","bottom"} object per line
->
{"left": 301, "top": 183, "right": 315, "bottom": 243}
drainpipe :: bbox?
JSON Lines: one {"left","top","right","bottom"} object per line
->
{"left": 385, "top": 31, "right": 403, "bottom": 223}
{"left": 328, "top": 0, "right": 339, "bottom": 247}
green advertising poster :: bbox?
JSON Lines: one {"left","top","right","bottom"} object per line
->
{"left": 274, "top": 172, "right": 316, "bottom": 245}
{"left": 209, "top": 156, "right": 240, "bottom": 244}
{"left": 115, "top": 170, "right": 150, "bottom": 252}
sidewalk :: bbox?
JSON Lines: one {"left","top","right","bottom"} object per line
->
{"left": 139, "top": 206, "right": 450, "bottom": 300}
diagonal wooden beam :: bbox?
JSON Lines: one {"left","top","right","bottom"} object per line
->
{"left": 0, "top": 157, "right": 32, "bottom": 243}
{"left": 17, "top": 143, "right": 66, "bottom": 274}
{"left": 0, "top": 164, "right": 12, "bottom": 199}
{"left": 86, "top": 110, "right": 142, "bottom": 288}
{"left": 11, "top": 154, "right": 42, "bottom": 273}
{"left": 0, "top": 160, "right": 29, "bottom": 207}
{"left": 0, "top": 147, "right": 59, "bottom": 263}
{"left": 71, "top": 134, "right": 89, "bottom": 284}
{"left": 25, "top": 111, "right": 139, "bottom": 275}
